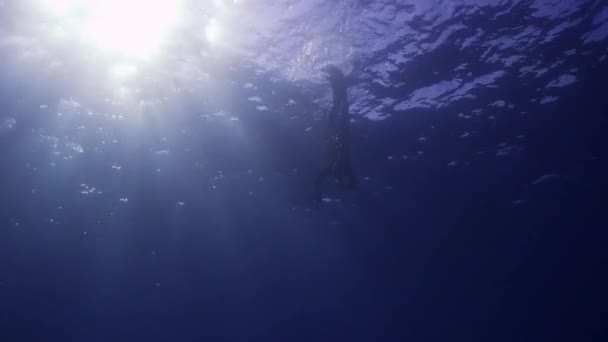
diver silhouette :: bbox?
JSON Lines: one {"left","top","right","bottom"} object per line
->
{"left": 313, "top": 65, "right": 357, "bottom": 203}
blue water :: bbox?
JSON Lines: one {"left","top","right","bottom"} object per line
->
{"left": 1, "top": 0, "right": 607, "bottom": 341}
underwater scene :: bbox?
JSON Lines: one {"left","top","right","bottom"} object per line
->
{"left": 1, "top": 0, "right": 607, "bottom": 341}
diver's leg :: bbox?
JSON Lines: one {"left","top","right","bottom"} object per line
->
{"left": 337, "top": 167, "right": 356, "bottom": 190}
{"left": 313, "top": 164, "right": 333, "bottom": 203}
{"left": 335, "top": 150, "right": 357, "bottom": 190}
{"left": 342, "top": 164, "right": 357, "bottom": 190}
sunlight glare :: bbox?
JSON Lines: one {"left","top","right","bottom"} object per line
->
{"left": 39, "top": 0, "right": 182, "bottom": 59}
{"left": 43, "top": 0, "right": 74, "bottom": 16}
{"left": 206, "top": 18, "right": 221, "bottom": 43}
{"left": 110, "top": 63, "right": 138, "bottom": 78}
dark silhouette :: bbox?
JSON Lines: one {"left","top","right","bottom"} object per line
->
{"left": 313, "top": 65, "right": 357, "bottom": 203}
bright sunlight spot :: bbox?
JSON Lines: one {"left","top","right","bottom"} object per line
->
{"left": 39, "top": 0, "right": 182, "bottom": 59}
{"left": 205, "top": 18, "right": 221, "bottom": 43}
{"left": 110, "top": 63, "right": 138, "bottom": 79}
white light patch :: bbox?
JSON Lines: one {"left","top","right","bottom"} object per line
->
{"left": 41, "top": 0, "right": 74, "bottom": 16}
{"left": 110, "top": 63, "right": 138, "bottom": 78}
{"left": 39, "top": 0, "right": 182, "bottom": 59}
{"left": 206, "top": 18, "right": 221, "bottom": 43}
